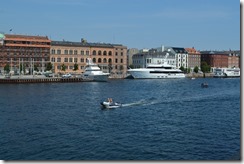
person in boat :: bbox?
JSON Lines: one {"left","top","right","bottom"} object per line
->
{"left": 108, "top": 98, "right": 113, "bottom": 103}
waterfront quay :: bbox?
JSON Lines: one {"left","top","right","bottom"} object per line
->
{"left": 0, "top": 75, "right": 93, "bottom": 84}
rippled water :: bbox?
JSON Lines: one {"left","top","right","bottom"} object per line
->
{"left": 0, "top": 78, "right": 240, "bottom": 160}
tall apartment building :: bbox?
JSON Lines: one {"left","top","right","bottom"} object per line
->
{"left": 0, "top": 33, "right": 51, "bottom": 73}
{"left": 50, "top": 40, "right": 127, "bottom": 78}
{"left": 185, "top": 47, "right": 201, "bottom": 71}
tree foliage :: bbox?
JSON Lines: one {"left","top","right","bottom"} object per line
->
{"left": 201, "top": 61, "right": 210, "bottom": 73}
{"left": 73, "top": 63, "right": 78, "bottom": 71}
{"left": 46, "top": 62, "right": 53, "bottom": 71}
{"left": 193, "top": 66, "right": 199, "bottom": 73}
{"left": 4, "top": 64, "right": 10, "bottom": 73}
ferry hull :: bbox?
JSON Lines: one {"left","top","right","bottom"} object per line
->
{"left": 128, "top": 70, "right": 185, "bottom": 79}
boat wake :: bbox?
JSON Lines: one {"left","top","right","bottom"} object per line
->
{"left": 121, "top": 98, "right": 158, "bottom": 107}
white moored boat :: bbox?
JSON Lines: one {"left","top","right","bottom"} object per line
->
{"left": 82, "top": 58, "right": 110, "bottom": 82}
{"left": 213, "top": 68, "right": 240, "bottom": 78}
{"left": 127, "top": 62, "right": 185, "bottom": 79}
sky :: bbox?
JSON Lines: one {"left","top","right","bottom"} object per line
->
{"left": 0, "top": 0, "right": 241, "bottom": 51}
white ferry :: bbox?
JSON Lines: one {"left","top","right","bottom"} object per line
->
{"left": 82, "top": 58, "right": 110, "bottom": 81}
{"left": 213, "top": 68, "right": 240, "bottom": 78}
{"left": 127, "top": 63, "right": 185, "bottom": 79}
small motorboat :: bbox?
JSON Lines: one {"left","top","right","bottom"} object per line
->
{"left": 201, "top": 82, "right": 208, "bottom": 88}
{"left": 100, "top": 101, "right": 122, "bottom": 109}
{"left": 101, "top": 98, "right": 122, "bottom": 109}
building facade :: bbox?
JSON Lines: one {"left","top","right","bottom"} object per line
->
{"left": 50, "top": 41, "right": 127, "bottom": 78}
{"left": 0, "top": 34, "right": 51, "bottom": 74}
{"left": 185, "top": 47, "right": 201, "bottom": 72}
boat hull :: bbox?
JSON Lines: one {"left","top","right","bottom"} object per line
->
{"left": 82, "top": 74, "right": 109, "bottom": 82}
{"left": 127, "top": 69, "right": 185, "bottom": 79}
{"left": 100, "top": 102, "right": 122, "bottom": 109}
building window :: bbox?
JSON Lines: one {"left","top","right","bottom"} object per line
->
{"left": 57, "top": 58, "right": 61, "bottom": 62}
{"left": 80, "top": 58, "right": 84, "bottom": 63}
{"left": 69, "top": 66, "right": 73, "bottom": 70}
{"left": 64, "top": 58, "right": 68, "bottom": 62}
{"left": 51, "top": 57, "right": 55, "bottom": 62}
{"left": 51, "top": 49, "right": 55, "bottom": 54}
{"left": 93, "top": 58, "right": 96, "bottom": 63}
{"left": 98, "top": 58, "right": 101, "bottom": 63}
{"left": 115, "top": 58, "right": 118, "bottom": 63}
{"left": 86, "top": 51, "right": 89, "bottom": 55}
{"left": 57, "top": 50, "right": 61, "bottom": 55}
{"left": 98, "top": 50, "right": 102, "bottom": 55}
{"left": 74, "top": 50, "right": 78, "bottom": 55}
{"left": 109, "top": 51, "right": 112, "bottom": 56}
{"left": 115, "top": 52, "right": 118, "bottom": 56}
{"left": 74, "top": 58, "right": 77, "bottom": 62}
{"left": 103, "top": 51, "right": 107, "bottom": 56}
{"left": 92, "top": 50, "right": 96, "bottom": 55}
{"left": 69, "top": 50, "right": 73, "bottom": 55}
{"left": 64, "top": 50, "right": 68, "bottom": 55}
{"left": 81, "top": 50, "right": 84, "bottom": 55}
{"left": 69, "top": 58, "right": 73, "bottom": 62}
{"left": 103, "top": 58, "right": 107, "bottom": 63}
{"left": 121, "top": 59, "right": 123, "bottom": 63}
{"left": 121, "top": 52, "right": 123, "bottom": 56}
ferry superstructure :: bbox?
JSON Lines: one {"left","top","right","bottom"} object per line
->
{"left": 213, "top": 68, "right": 240, "bottom": 78}
{"left": 127, "top": 63, "right": 185, "bottom": 79}
{"left": 82, "top": 58, "right": 110, "bottom": 81}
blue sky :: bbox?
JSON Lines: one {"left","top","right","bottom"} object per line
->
{"left": 0, "top": 0, "right": 241, "bottom": 50}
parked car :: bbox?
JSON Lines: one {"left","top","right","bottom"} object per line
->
{"left": 62, "top": 73, "right": 72, "bottom": 78}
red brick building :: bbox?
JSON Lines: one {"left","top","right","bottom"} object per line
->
{"left": 0, "top": 33, "right": 51, "bottom": 74}
{"left": 185, "top": 47, "right": 201, "bottom": 71}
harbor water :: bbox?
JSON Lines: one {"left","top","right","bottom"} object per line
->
{"left": 0, "top": 78, "right": 240, "bottom": 160}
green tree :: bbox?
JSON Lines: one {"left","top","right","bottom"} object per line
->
{"left": 201, "top": 61, "right": 211, "bottom": 78}
{"left": 179, "top": 66, "right": 185, "bottom": 72}
{"left": 4, "top": 64, "right": 10, "bottom": 73}
{"left": 61, "top": 63, "right": 66, "bottom": 72}
{"left": 193, "top": 66, "right": 199, "bottom": 73}
{"left": 46, "top": 62, "right": 53, "bottom": 71}
{"left": 73, "top": 63, "right": 78, "bottom": 71}
{"left": 34, "top": 64, "right": 39, "bottom": 72}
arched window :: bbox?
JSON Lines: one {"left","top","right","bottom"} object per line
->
{"left": 98, "top": 58, "right": 102, "bottom": 63}
{"left": 103, "top": 58, "right": 107, "bottom": 63}
{"left": 98, "top": 50, "right": 102, "bottom": 55}
{"left": 108, "top": 51, "right": 112, "bottom": 56}
{"left": 108, "top": 58, "right": 112, "bottom": 63}
{"left": 92, "top": 50, "right": 96, "bottom": 55}
{"left": 103, "top": 51, "right": 107, "bottom": 56}
{"left": 93, "top": 58, "right": 96, "bottom": 63}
